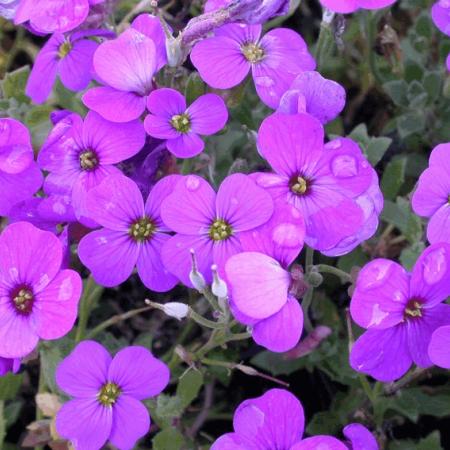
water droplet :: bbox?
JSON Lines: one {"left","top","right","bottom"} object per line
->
{"left": 254, "top": 76, "right": 275, "bottom": 88}
{"left": 185, "top": 176, "right": 200, "bottom": 191}
{"left": 327, "top": 139, "right": 342, "bottom": 150}
{"left": 362, "top": 260, "right": 392, "bottom": 289}
{"left": 368, "top": 303, "right": 389, "bottom": 327}
{"left": 272, "top": 223, "right": 302, "bottom": 248}
{"left": 331, "top": 154, "right": 358, "bottom": 178}
{"left": 230, "top": 197, "right": 239, "bottom": 205}
{"left": 422, "top": 246, "right": 447, "bottom": 285}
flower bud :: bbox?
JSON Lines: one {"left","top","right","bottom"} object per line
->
{"left": 189, "top": 248, "right": 207, "bottom": 292}
{"left": 308, "top": 271, "right": 324, "bottom": 288}
{"left": 211, "top": 264, "right": 228, "bottom": 299}
{"left": 162, "top": 302, "right": 189, "bottom": 321}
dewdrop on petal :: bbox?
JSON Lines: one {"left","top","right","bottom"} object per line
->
{"left": 211, "top": 264, "right": 227, "bottom": 299}
{"left": 189, "top": 248, "right": 206, "bottom": 292}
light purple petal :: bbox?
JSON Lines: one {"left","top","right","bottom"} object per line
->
{"left": 318, "top": 0, "right": 358, "bottom": 13}
{"left": 253, "top": 295, "right": 303, "bottom": 352}
{"left": 211, "top": 433, "right": 255, "bottom": 450}
{"left": 82, "top": 86, "right": 147, "bottom": 123}
{"left": 78, "top": 229, "right": 140, "bottom": 287}
{"left": 108, "top": 346, "right": 170, "bottom": 399}
{"left": 350, "top": 325, "right": 412, "bottom": 382}
{"left": 56, "top": 398, "right": 112, "bottom": 450}
{"left": 343, "top": 423, "right": 379, "bottom": 450}
{"left": 167, "top": 133, "right": 205, "bottom": 158}
{"left": 432, "top": 2, "right": 450, "bottom": 36}
{"left": 350, "top": 259, "right": 409, "bottom": 330}
{"left": 144, "top": 114, "right": 181, "bottom": 140}
{"left": 216, "top": 174, "right": 274, "bottom": 232}
{"left": 188, "top": 93, "right": 228, "bottom": 135}
{"left": 0, "top": 118, "right": 33, "bottom": 174}
{"left": 225, "top": 252, "right": 290, "bottom": 319}
{"left": 109, "top": 395, "right": 150, "bottom": 450}
{"left": 291, "top": 436, "right": 347, "bottom": 450}
{"left": 429, "top": 325, "right": 450, "bottom": 369}
{"left": 56, "top": 340, "right": 111, "bottom": 398}
{"left": 212, "top": 235, "right": 243, "bottom": 278}
{"left": 427, "top": 204, "right": 450, "bottom": 244}
{"left": 146, "top": 87, "right": 187, "bottom": 118}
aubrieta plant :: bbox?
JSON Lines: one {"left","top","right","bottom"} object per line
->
{"left": 2, "top": 0, "right": 450, "bottom": 449}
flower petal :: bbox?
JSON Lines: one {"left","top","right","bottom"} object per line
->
{"left": 291, "top": 436, "right": 347, "bottom": 450}
{"left": 343, "top": 424, "right": 378, "bottom": 450}
{"left": 429, "top": 325, "right": 450, "bottom": 369}
{"left": 188, "top": 93, "right": 228, "bottom": 135}
{"left": 146, "top": 88, "right": 186, "bottom": 118}
{"left": 426, "top": 204, "right": 450, "bottom": 244}
{"left": 166, "top": 133, "right": 205, "bottom": 158}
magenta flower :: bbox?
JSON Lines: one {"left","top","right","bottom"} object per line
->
{"left": 432, "top": 1, "right": 450, "bottom": 35}
{"left": 0, "top": 357, "right": 20, "bottom": 377}
{"left": 78, "top": 174, "right": 180, "bottom": 291}
{"left": 350, "top": 243, "right": 450, "bottom": 382}
{"left": 0, "top": 0, "right": 19, "bottom": 19}
{"left": 278, "top": 71, "right": 346, "bottom": 124}
{"left": 14, "top": 0, "right": 104, "bottom": 34}
{"left": 254, "top": 113, "right": 379, "bottom": 255}
{"left": 225, "top": 204, "right": 305, "bottom": 352}
{"left": 343, "top": 424, "right": 379, "bottom": 450}
{"left": 0, "top": 222, "right": 82, "bottom": 358}
{"left": 144, "top": 88, "right": 228, "bottom": 158}
{"left": 429, "top": 324, "right": 450, "bottom": 368}
{"left": 83, "top": 15, "right": 166, "bottom": 123}
{"left": 38, "top": 111, "right": 145, "bottom": 225}
{"left": 0, "top": 118, "right": 43, "bottom": 217}
{"left": 190, "top": 23, "right": 315, "bottom": 108}
{"left": 319, "top": 0, "right": 396, "bottom": 13}
{"left": 26, "top": 29, "right": 113, "bottom": 104}
{"left": 412, "top": 143, "right": 450, "bottom": 244}
{"left": 160, "top": 174, "right": 274, "bottom": 286}
{"left": 56, "top": 341, "right": 170, "bottom": 450}
{"left": 212, "top": 388, "right": 376, "bottom": 449}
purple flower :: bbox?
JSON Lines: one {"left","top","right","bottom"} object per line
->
{"left": 144, "top": 88, "right": 228, "bottom": 158}
{"left": 0, "top": 0, "right": 20, "bottom": 19}
{"left": 160, "top": 174, "right": 274, "bottom": 287}
{"left": 190, "top": 23, "right": 315, "bottom": 108}
{"left": 254, "top": 113, "right": 380, "bottom": 255}
{"left": 26, "top": 29, "right": 114, "bottom": 104}
{"left": 0, "top": 222, "right": 82, "bottom": 358}
{"left": 212, "top": 388, "right": 374, "bottom": 450}
{"left": 0, "top": 357, "right": 20, "bottom": 376}
{"left": 56, "top": 340, "right": 169, "bottom": 450}
{"left": 429, "top": 324, "right": 450, "bottom": 368}
{"left": 78, "top": 174, "right": 180, "bottom": 291}
{"left": 343, "top": 423, "right": 379, "bottom": 450}
{"left": 350, "top": 243, "right": 450, "bottom": 382}
{"left": 38, "top": 111, "right": 145, "bottom": 225}
{"left": 432, "top": 1, "right": 450, "bottom": 35}
{"left": 0, "top": 118, "right": 43, "bottom": 217}
{"left": 83, "top": 16, "right": 166, "bottom": 123}
{"left": 412, "top": 143, "right": 450, "bottom": 244}
{"left": 319, "top": 0, "right": 396, "bottom": 13}
{"left": 278, "top": 71, "right": 346, "bottom": 125}
{"left": 14, "top": 0, "right": 104, "bottom": 34}
{"left": 224, "top": 204, "right": 305, "bottom": 352}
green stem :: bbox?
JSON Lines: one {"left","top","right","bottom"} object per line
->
{"left": 315, "top": 264, "right": 352, "bottom": 284}
{"left": 4, "top": 27, "right": 24, "bottom": 74}
{"left": 0, "top": 400, "right": 5, "bottom": 450}
{"left": 315, "top": 8, "right": 335, "bottom": 71}
{"left": 181, "top": 158, "right": 193, "bottom": 175}
{"left": 200, "top": 286, "right": 221, "bottom": 312}
{"left": 189, "top": 309, "right": 223, "bottom": 329}
{"left": 75, "top": 276, "right": 102, "bottom": 343}
{"left": 358, "top": 373, "right": 376, "bottom": 404}
{"left": 365, "top": 11, "right": 384, "bottom": 86}
{"left": 302, "top": 247, "right": 315, "bottom": 332}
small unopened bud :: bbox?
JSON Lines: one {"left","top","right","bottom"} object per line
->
{"left": 145, "top": 300, "right": 189, "bottom": 320}
{"left": 285, "top": 326, "right": 332, "bottom": 359}
{"left": 166, "top": 35, "right": 184, "bottom": 67}
{"left": 308, "top": 271, "right": 323, "bottom": 288}
{"left": 211, "top": 264, "right": 227, "bottom": 299}
{"left": 189, "top": 249, "right": 206, "bottom": 292}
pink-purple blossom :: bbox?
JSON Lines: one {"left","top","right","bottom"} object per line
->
{"left": 78, "top": 174, "right": 179, "bottom": 291}
{"left": 0, "top": 222, "right": 82, "bottom": 358}
{"left": 319, "top": 0, "right": 396, "bottom": 13}
{"left": 56, "top": 340, "right": 169, "bottom": 450}
{"left": 144, "top": 88, "right": 228, "bottom": 158}
{"left": 254, "top": 113, "right": 381, "bottom": 256}
{"left": 190, "top": 23, "right": 315, "bottom": 108}
{"left": 350, "top": 243, "right": 450, "bottom": 382}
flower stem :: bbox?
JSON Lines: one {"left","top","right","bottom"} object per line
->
{"left": 315, "top": 8, "right": 335, "bottom": 71}
{"left": 302, "top": 247, "right": 315, "bottom": 332}
{"left": 315, "top": 264, "right": 352, "bottom": 284}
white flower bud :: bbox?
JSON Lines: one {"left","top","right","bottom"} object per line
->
{"left": 189, "top": 248, "right": 206, "bottom": 292}
{"left": 211, "top": 264, "right": 228, "bottom": 299}
{"left": 162, "top": 302, "right": 189, "bottom": 321}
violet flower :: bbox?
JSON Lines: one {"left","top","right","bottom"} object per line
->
{"left": 0, "top": 357, "right": 20, "bottom": 377}
{"left": 278, "top": 71, "right": 346, "bottom": 124}
{"left": 319, "top": 0, "right": 396, "bottom": 13}
{"left": 56, "top": 341, "right": 169, "bottom": 450}
{"left": 350, "top": 243, "right": 450, "bottom": 382}
{"left": 0, "top": 0, "right": 20, "bottom": 19}
{"left": 0, "top": 118, "right": 43, "bottom": 217}
{"left": 83, "top": 15, "right": 166, "bottom": 123}
{"left": 37, "top": 111, "right": 145, "bottom": 226}
{"left": 160, "top": 174, "right": 274, "bottom": 287}
{"left": 0, "top": 222, "right": 82, "bottom": 358}
{"left": 190, "top": 23, "right": 315, "bottom": 108}
{"left": 78, "top": 174, "right": 180, "bottom": 291}
{"left": 254, "top": 113, "right": 381, "bottom": 256}
{"left": 225, "top": 204, "right": 305, "bottom": 352}
{"left": 211, "top": 388, "right": 378, "bottom": 449}
{"left": 14, "top": 0, "right": 105, "bottom": 34}
{"left": 412, "top": 143, "right": 450, "bottom": 244}
{"left": 26, "top": 29, "right": 114, "bottom": 104}
{"left": 144, "top": 88, "right": 228, "bottom": 158}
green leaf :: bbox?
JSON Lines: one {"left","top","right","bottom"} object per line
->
{"left": 185, "top": 72, "right": 206, "bottom": 105}
{"left": 383, "top": 80, "right": 408, "bottom": 107}
{"left": 397, "top": 111, "right": 426, "bottom": 139}
{"left": 423, "top": 71, "right": 442, "bottom": 103}
{"left": 176, "top": 370, "right": 204, "bottom": 409}
{"left": 366, "top": 136, "right": 392, "bottom": 166}
{"left": 0, "top": 374, "right": 24, "bottom": 401}
{"left": 306, "top": 411, "right": 341, "bottom": 436}
{"left": 1, "top": 66, "right": 30, "bottom": 103}
{"left": 388, "top": 431, "right": 442, "bottom": 450}
{"left": 152, "top": 428, "right": 185, "bottom": 450}
{"left": 400, "top": 242, "right": 425, "bottom": 270}
{"left": 381, "top": 157, "right": 407, "bottom": 200}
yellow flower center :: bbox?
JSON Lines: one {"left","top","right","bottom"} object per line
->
{"left": 98, "top": 382, "right": 121, "bottom": 406}
{"left": 404, "top": 299, "right": 423, "bottom": 319}
{"left": 12, "top": 287, "right": 34, "bottom": 314}
{"left": 58, "top": 41, "right": 72, "bottom": 59}
{"left": 290, "top": 175, "right": 309, "bottom": 195}
{"left": 79, "top": 150, "right": 99, "bottom": 171}
{"left": 241, "top": 43, "right": 265, "bottom": 63}
{"left": 129, "top": 217, "right": 156, "bottom": 242}
{"left": 170, "top": 113, "right": 191, "bottom": 133}
{"left": 209, "top": 219, "right": 232, "bottom": 241}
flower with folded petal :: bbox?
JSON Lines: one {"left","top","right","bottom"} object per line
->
{"left": 144, "top": 88, "right": 228, "bottom": 158}
{"left": 38, "top": 111, "right": 145, "bottom": 225}
{"left": 160, "top": 173, "right": 274, "bottom": 287}
{"left": 254, "top": 113, "right": 381, "bottom": 256}
{"left": 78, "top": 174, "right": 180, "bottom": 291}
{"left": 350, "top": 243, "right": 450, "bottom": 382}
{"left": 225, "top": 204, "right": 305, "bottom": 352}
{"left": 26, "top": 29, "right": 114, "bottom": 104}
{"left": 0, "top": 222, "right": 82, "bottom": 358}
{"left": 56, "top": 341, "right": 169, "bottom": 450}
{"left": 412, "top": 143, "right": 450, "bottom": 244}
{"left": 211, "top": 388, "right": 378, "bottom": 449}
{"left": 319, "top": 0, "right": 396, "bottom": 13}
{"left": 190, "top": 23, "right": 315, "bottom": 108}
{"left": 0, "top": 357, "right": 20, "bottom": 377}
{"left": 83, "top": 15, "right": 166, "bottom": 123}
{"left": 0, "top": 118, "right": 43, "bottom": 217}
